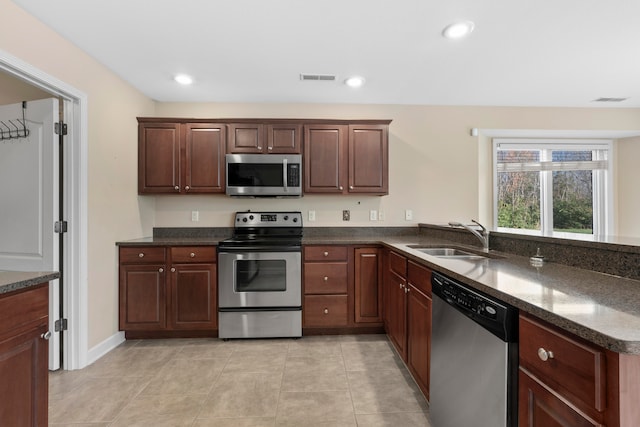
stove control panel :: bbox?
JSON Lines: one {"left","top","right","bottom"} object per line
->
{"left": 234, "top": 211, "right": 303, "bottom": 227}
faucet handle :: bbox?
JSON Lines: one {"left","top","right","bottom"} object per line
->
{"left": 471, "top": 219, "right": 487, "bottom": 233}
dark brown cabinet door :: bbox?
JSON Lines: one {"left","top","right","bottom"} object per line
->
{"left": 267, "top": 124, "right": 302, "bottom": 153}
{"left": 387, "top": 269, "right": 407, "bottom": 360}
{"left": 184, "top": 123, "right": 226, "bottom": 193}
{"left": 519, "top": 369, "right": 601, "bottom": 427}
{"left": 304, "top": 124, "right": 348, "bottom": 193}
{"left": 169, "top": 263, "right": 217, "bottom": 330}
{"left": 138, "top": 122, "right": 181, "bottom": 193}
{"left": 227, "top": 123, "right": 265, "bottom": 153}
{"left": 348, "top": 124, "right": 389, "bottom": 194}
{"left": 354, "top": 247, "right": 382, "bottom": 323}
{"left": 119, "top": 264, "right": 167, "bottom": 330}
{"left": 407, "top": 285, "right": 431, "bottom": 400}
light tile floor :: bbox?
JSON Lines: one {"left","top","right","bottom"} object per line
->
{"left": 49, "top": 334, "right": 431, "bottom": 426}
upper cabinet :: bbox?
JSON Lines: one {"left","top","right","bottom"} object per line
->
{"left": 227, "top": 122, "right": 302, "bottom": 154}
{"left": 138, "top": 118, "right": 390, "bottom": 196}
{"left": 304, "top": 121, "right": 389, "bottom": 195}
{"left": 138, "top": 119, "right": 226, "bottom": 194}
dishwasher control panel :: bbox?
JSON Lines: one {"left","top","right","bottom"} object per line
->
{"left": 439, "top": 281, "right": 501, "bottom": 319}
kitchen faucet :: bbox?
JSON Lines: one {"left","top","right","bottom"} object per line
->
{"left": 448, "top": 219, "right": 489, "bottom": 250}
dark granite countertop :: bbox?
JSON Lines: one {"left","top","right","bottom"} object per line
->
{"left": 0, "top": 271, "right": 60, "bottom": 295}
{"left": 116, "top": 231, "right": 640, "bottom": 354}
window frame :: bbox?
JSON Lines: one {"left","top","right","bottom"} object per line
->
{"left": 492, "top": 138, "right": 613, "bottom": 239}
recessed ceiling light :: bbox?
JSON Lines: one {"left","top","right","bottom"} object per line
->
{"left": 345, "top": 76, "right": 366, "bottom": 88}
{"left": 442, "top": 21, "right": 475, "bottom": 39}
{"left": 174, "top": 74, "right": 194, "bottom": 85}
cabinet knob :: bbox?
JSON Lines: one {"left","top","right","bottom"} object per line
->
{"left": 170, "top": 267, "right": 176, "bottom": 272}
{"left": 537, "top": 347, "right": 554, "bottom": 362}
{"left": 339, "top": 186, "right": 343, "bottom": 191}
{"left": 323, "top": 251, "right": 329, "bottom": 257}
{"left": 185, "top": 185, "right": 190, "bottom": 191}
{"left": 159, "top": 268, "right": 164, "bottom": 273}
{"left": 138, "top": 253, "right": 145, "bottom": 258}
{"left": 41, "top": 331, "right": 52, "bottom": 340}
{"left": 174, "top": 186, "right": 179, "bottom": 191}
{"left": 257, "top": 146, "right": 262, "bottom": 150}
{"left": 399, "top": 283, "right": 404, "bottom": 289}
{"left": 324, "top": 276, "right": 329, "bottom": 282}
{"left": 349, "top": 185, "right": 354, "bottom": 190}
{"left": 268, "top": 146, "right": 273, "bottom": 151}
{"left": 405, "top": 287, "right": 410, "bottom": 293}
{"left": 324, "top": 308, "right": 329, "bottom": 314}
{"left": 190, "top": 252, "right": 195, "bottom": 258}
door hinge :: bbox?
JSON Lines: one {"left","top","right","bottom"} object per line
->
{"left": 55, "top": 122, "right": 68, "bottom": 136}
{"left": 54, "top": 220, "right": 68, "bottom": 233}
{"left": 54, "top": 318, "right": 68, "bottom": 332}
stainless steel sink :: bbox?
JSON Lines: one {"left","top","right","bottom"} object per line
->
{"left": 416, "top": 248, "right": 478, "bottom": 257}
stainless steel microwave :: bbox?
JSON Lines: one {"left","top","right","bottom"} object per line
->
{"left": 225, "top": 154, "right": 302, "bottom": 197}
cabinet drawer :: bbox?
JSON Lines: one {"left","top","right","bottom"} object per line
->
{"left": 304, "top": 295, "right": 348, "bottom": 327}
{"left": 304, "top": 245, "right": 348, "bottom": 262}
{"left": 407, "top": 261, "right": 431, "bottom": 296}
{"left": 171, "top": 246, "right": 216, "bottom": 263}
{"left": 0, "top": 285, "right": 48, "bottom": 338}
{"left": 519, "top": 315, "right": 606, "bottom": 412}
{"left": 388, "top": 251, "right": 407, "bottom": 278}
{"left": 120, "top": 246, "right": 166, "bottom": 263}
{"left": 304, "top": 263, "right": 348, "bottom": 294}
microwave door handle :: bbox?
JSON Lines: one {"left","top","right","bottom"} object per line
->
{"left": 283, "top": 158, "right": 288, "bottom": 192}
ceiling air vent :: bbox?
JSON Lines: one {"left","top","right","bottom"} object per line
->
{"left": 593, "top": 97, "right": 628, "bottom": 102}
{"left": 300, "top": 73, "right": 336, "bottom": 82}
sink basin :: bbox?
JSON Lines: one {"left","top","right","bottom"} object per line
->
{"left": 415, "top": 248, "right": 478, "bottom": 257}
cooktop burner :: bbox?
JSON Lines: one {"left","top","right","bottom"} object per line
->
{"left": 218, "top": 211, "right": 303, "bottom": 249}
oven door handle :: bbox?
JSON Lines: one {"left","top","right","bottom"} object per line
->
{"left": 283, "top": 158, "right": 288, "bottom": 192}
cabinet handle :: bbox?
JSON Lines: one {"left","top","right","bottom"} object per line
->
{"left": 324, "top": 308, "right": 329, "bottom": 314}
{"left": 190, "top": 252, "right": 196, "bottom": 258}
{"left": 323, "top": 251, "right": 329, "bottom": 257}
{"left": 174, "top": 186, "right": 179, "bottom": 191}
{"left": 41, "top": 331, "right": 52, "bottom": 340}
{"left": 159, "top": 268, "right": 164, "bottom": 273}
{"left": 324, "top": 276, "right": 329, "bottom": 282}
{"left": 268, "top": 146, "right": 273, "bottom": 151}
{"left": 170, "top": 267, "right": 176, "bottom": 272}
{"left": 185, "top": 185, "right": 190, "bottom": 191}
{"left": 257, "top": 146, "right": 262, "bottom": 150}
{"left": 138, "top": 253, "right": 145, "bottom": 258}
{"left": 537, "top": 347, "right": 554, "bottom": 362}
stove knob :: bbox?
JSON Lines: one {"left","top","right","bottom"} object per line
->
{"left": 242, "top": 218, "right": 248, "bottom": 223}
{"left": 283, "top": 215, "right": 289, "bottom": 221}
{"left": 293, "top": 218, "right": 298, "bottom": 222}
{"left": 249, "top": 215, "right": 254, "bottom": 220}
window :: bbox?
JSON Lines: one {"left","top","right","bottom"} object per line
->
{"left": 493, "top": 139, "right": 612, "bottom": 238}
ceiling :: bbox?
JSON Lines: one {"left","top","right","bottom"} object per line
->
{"left": 12, "top": 0, "right": 640, "bottom": 107}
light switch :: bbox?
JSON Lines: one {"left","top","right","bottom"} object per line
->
{"left": 370, "top": 210, "right": 378, "bottom": 221}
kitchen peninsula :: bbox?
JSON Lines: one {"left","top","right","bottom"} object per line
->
{"left": 0, "top": 270, "right": 59, "bottom": 427}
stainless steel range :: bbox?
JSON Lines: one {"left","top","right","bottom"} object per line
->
{"left": 217, "top": 211, "right": 302, "bottom": 339}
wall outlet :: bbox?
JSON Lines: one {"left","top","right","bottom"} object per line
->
{"left": 342, "top": 210, "right": 350, "bottom": 221}
{"left": 405, "top": 209, "right": 413, "bottom": 221}
{"left": 308, "top": 210, "right": 316, "bottom": 221}
{"left": 378, "top": 210, "right": 385, "bottom": 221}
{"left": 369, "top": 210, "right": 378, "bottom": 221}
{"left": 191, "top": 211, "right": 199, "bottom": 222}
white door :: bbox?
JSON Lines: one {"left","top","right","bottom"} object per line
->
{"left": 0, "top": 98, "right": 61, "bottom": 370}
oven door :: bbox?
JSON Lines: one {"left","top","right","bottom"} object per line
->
{"left": 218, "top": 250, "right": 301, "bottom": 309}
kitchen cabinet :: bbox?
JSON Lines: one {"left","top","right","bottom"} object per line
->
{"left": 119, "top": 245, "right": 217, "bottom": 337}
{"left": 518, "top": 313, "right": 640, "bottom": 427}
{"left": 227, "top": 122, "right": 302, "bottom": 154}
{"left": 138, "top": 119, "right": 226, "bottom": 194}
{"left": 0, "top": 284, "right": 49, "bottom": 427}
{"left": 354, "top": 247, "right": 382, "bottom": 323}
{"left": 303, "top": 245, "right": 349, "bottom": 328}
{"left": 383, "top": 250, "right": 432, "bottom": 399}
{"left": 304, "top": 122, "right": 389, "bottom": 195}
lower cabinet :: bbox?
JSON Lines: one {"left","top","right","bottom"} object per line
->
{"left": 0, "top": 284, "right": 49, "bottom": 427}
{"left": 303, "top": 244, "right": 383, "bottom": 332}
{"left": 119, "top": 245, "right": 217, "bottom": 337}
{"left": 383, "top": 249, "right": 432, "bottom": 399}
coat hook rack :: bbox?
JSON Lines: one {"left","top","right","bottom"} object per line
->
{"left": 0, "top": 101, "right": 30, "bottom": 142}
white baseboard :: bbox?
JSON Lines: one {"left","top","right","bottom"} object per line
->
{"left": 86, "top": 331, "right": 125, "bottom": 366}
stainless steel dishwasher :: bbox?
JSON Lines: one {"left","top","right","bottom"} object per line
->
{"left": 430, "top": 272, "right": 518, "bottom": 427}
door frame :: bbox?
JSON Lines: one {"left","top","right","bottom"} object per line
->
{"left": 0, "top": 49, "right": 88, "bottom": 370}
